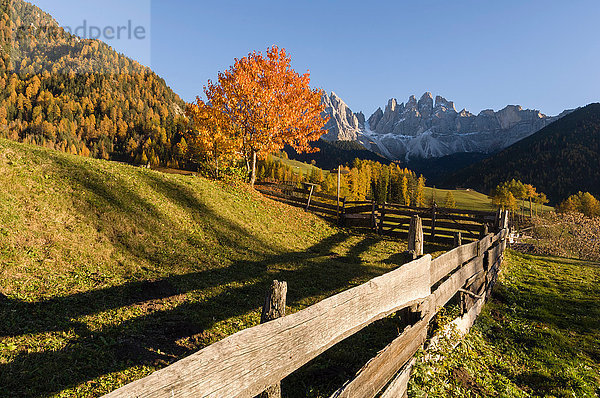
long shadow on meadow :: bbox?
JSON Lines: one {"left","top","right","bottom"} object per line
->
{"left": 0, "top": 151, "right": 430, "bottom": 397}
{"left": 0, "top": 231, "right": 386, "bottom": 397}
{"left": 0, "top": 155, "right": 409, "bottom": 396}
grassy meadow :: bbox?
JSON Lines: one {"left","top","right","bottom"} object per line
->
{"left": 0, "top": 138, "right": 450, "bottom": 397}
{"left": 410, "top": 250, "right": 600, "bottom": 397}
{"left": 0, "top": 138, "right": 585, "bottom": 398}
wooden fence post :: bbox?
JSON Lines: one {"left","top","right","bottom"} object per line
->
{"left": 479, "top": 224, "right": 488, "bottom": 239}
{"left": 500, "top": 209, "right": 509, "bottom": 230}
{"left": 453, "top": 231, "right": 462, "bottom": 247}
{"left": 306, "top": 185, "right": 314, "bottom": 212}
{"left": 379, "top": 203, "right": 386, "bottom": 235}
{"left": 494, "top": 209, "right": 502, "bottom": 232}
{"left": 260, "top": 280, "right": 288, "bottom": 398}
{"left": 339, "top": 196, "right": 347, "bottom": 226}
{"left": 371, "top": 201, "right": 377, "bottom": 230}
{"left": 408, "top": 215, "right": 423, "bottom": 259}
{"left": 430, "top": 205, "right": 437, "bottom": 241}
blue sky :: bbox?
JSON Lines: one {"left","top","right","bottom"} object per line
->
{"left": 31, "top": 0, "right": 600, "bottom": 116}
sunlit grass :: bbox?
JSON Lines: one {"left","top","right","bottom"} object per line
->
{"left": 410, "top": 250, "right": 600, "bottom": 397}
{"left": 0, "top": 139, "right": 444, "bottom": 397}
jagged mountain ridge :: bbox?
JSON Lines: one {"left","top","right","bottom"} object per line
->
{"left": 321, "top": 91, "right": 568, "bottom": 161}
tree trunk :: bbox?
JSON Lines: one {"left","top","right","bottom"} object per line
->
{"left": 529, "top": 198, "right": 533, "bottom": 218}
{"left": 250, "top": 150, "right": 257, "bottom": 187}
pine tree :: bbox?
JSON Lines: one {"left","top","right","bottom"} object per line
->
{"left": 444, "top": 191, "right": 456, "bottom": 208}
{"left": 415, "top": 176, "right": 426, "bottom": 207}
{"left": 401, "top": 175, "right": 410, "bottom": 206}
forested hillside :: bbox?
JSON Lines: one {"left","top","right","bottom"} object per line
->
{"left": 0, "top": 0, "right": 187, "bottom": 166}
{"left": 443, "top": 103, "right": 600, "bottom": 203}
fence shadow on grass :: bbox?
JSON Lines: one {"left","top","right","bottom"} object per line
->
{"left": 0, "top": 154, "right": 427, "bottom": 397}
{"left": 0, "top": 165, "right": 413, "bottom": 397}
{"left": 0, "top": 231, "right": 395, "bottom": 397}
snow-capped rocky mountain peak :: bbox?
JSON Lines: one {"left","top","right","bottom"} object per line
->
{"left": 320, "top": 91, "right": 567, "bottom": 161}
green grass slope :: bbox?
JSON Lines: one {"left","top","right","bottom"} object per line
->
{"left": 425, "top": 187, "right": 496, "bottom": 211}
{"left": 411, "top": 250, "right": 600, "bottom": 397}
{"left": 424, "top": 187, "right": 553, "bottom": 213}
{"left": 0, "top": 138, "right": 430, "bottom": 397}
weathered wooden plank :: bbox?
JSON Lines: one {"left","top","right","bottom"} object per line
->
{"left": 364, "top": 206, "right": 491, "bottom": 224}
{"left": 344, "top": 200, "right": 372, "bottom": 205}
{"left": 344, "top": 214, "right": 374, "bottom": 228}
{"left": 309, "top": 206, "right": 338, "bottom": 217}
{"left": 427, "top": 220, "right": 482, "bottom": 231}
{"left": 384, "top": 225, "right": 479, "bottom": 240}
{"left": 379, "top": 358, "right": 416, "bottom": 398}
{"left": 435, "top": 206, "right": 497, "bottom": 218}
{"left": 331, "top": 319, "right": 427, "bottom": 398}
{"left": 430, "top": 241, "right": 478, "bottom": 286}
{"left": 259, "top": 190, "right": 304, "bottom": 205}
{"left": 430, "top": 255, "right": 484, "bottom": 311}
{"left": 103, "top": 256, "right": 432, "bottom": 398}
{"left": 381, "top": 208, "right": 429, "bottom": 218}
{"left": 383, "top": 218, "right": 483, "bottom": 231}
{"left": 487, "top": 243, "right": 503, "bottom": 269}
{"left": 384, "top": 203, "right": 495, "bottom": 218}
{"left": 386, "top": 230, "right": 467, "bottom": 246}
{"left": 344, "top": 204, "right": 374, "bottom": 214}
{"left": 382, "top": 215, "right": 411, "bottom": 223}
{"left": 478, "top": 232, "right": 495, "bottom": 255}
{"left": 305, "top": 199, "right": 338, "bottom": 211}
{"left": 496, "top": 228, "right": 508, "bottom": 241}
{"left": 295, "top": 189, "right": 338, "bottom": 202}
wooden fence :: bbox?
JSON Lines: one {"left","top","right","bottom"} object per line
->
{"left": 103, "top": 213, "right": 510, "bottom": 398}
{"left": 255, "top": 182, "right": 498, "bottom": 245}
{"left": 255, "top": 181, "right": 342, "bottom": 222}
{"left": 348, "top": 201, "right": 497, "bottom": 245}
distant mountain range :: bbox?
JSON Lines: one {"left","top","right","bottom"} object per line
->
{"left": 442, "top": 103, "right": 600, "bottom": 203}
{"left": 321, "top": 91, "right": 571, "bottom": 161}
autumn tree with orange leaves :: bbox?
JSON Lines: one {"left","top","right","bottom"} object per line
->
{"left": 194, "top": 46, "right": 327, "bottom": 186}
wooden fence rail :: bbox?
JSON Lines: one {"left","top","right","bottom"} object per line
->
{"left": 103, "top": 212, "right": 510, "bottom": 398}
{"left": 254, "top": 182, "right": 498, "bottom": 244}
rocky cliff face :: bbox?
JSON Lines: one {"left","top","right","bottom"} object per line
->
{"left": 321, "top": 91, "right": 567, "bottom": 161}
{"left": 321, "top": 92, "right": 362, "bottom": 141}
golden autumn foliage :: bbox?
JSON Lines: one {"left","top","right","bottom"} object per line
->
{"left": 202, "top": 46, "right": 328, "bottom": 185}
{"left": 185, "top": 99, "right": 240, "bottom": 177}
{"left": 0, "top": 0, "right": 187, "bottom": 165}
